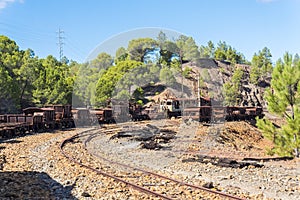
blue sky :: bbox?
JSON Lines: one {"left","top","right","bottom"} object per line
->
{"left": 0, "top": 0, "right": 299, "bottom": 63}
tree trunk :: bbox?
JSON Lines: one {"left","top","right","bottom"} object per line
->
{"left": 20, "top": 80, "right": 28, "bottom": 110}
{"left": 294, "top": 134, "right": 299, "bottom": 157}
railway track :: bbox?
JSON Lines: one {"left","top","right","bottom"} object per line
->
{"left": 60, "top": 127, "right": 246, "bottom": 199}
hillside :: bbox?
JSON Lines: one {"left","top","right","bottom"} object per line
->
{"left": 160, "top": 58, "right": 272, "bottom": 107}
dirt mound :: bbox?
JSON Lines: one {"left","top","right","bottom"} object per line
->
{"left": 150, "top": 88, "right": 177, "bottom": 102}
{"left": 214, "top": 122, "right": 264, "bottom": 150}
{"left": 195, "top": 121, "right": 273, "bottom": 158}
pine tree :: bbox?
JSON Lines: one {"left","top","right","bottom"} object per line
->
{"left": 250, "top": 47, "right": 273, "bottom": 84}
{"left": 257, "top": 52, "right": 300, "bottom": 157}
{"left": 223, "top": 67, "right": 244, "bottom": 106}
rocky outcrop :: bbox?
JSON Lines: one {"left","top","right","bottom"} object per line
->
{"left": 182, "top": 59, "right": 271, "bottom": 107}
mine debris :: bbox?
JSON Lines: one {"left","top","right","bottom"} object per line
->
{"left": 110, "top": 124, "right": 159, "bottom": 141}
{"left": 0, "top": 155, "right": 6, "bottom": 170}
{"left": 202, "top": 182, "right": 214, "bottom": 189}
{"left": 140, "top": 140, "right": 162, "bottom": 150}
{"left": 182, "top": 155, "right": 263, "bottom": 168}
{"left": 242, "top": 156, "right": 294, "bottom": 162}
{"left": 109, "top": 124, "right": 176, "bottom": 150}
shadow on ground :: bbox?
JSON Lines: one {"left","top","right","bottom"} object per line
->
{"left": 0, "top": 171, "right": 77, "bottom": 199}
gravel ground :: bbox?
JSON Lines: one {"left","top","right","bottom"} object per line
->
{"left": 87, "top": 120, "right": 300, "bottom": 200}
{"left": 0, "top": 120, "right": 299, "bottom": 200}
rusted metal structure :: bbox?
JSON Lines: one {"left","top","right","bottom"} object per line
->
{"left": 0, "top": 99, "right": 264, "bottom": 139}
{"left": 0, "top": 104, "right": 75, "bottom": 139}
{"left": 183, "top": 105, "right": 264, "bottom": 123}
{"left": 71, "top": 108, "right": 92, "bottom": 126}
{"left": 89, "top": 108, "right": 115, "bottom": 124}
{"left": 0, "top": 113, "right": 44, "bottom": 138}
{"left": 44, "top": 104, "right": 73, "bottom": 128}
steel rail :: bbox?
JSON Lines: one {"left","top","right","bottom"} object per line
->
{"left": 60, "top": 129, "right": 173, "bottom": 200}
{"left": 84, "top": 130, "right": 246, "bottom": 200}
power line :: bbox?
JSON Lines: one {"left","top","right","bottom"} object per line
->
{"left": 0, "top": 21, "right": 55, "bottom": 38}
{"left": 64, "top": 36, "right": 87, "bottom": 58}
{"left": 57, "top": 28, "right": 65, "bottom": 61}
{"left": 0, "top": 21, "right": 56, "bottom": 43}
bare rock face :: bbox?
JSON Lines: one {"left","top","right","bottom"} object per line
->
{"left": 141, "top": 58, "right": 270, "bottom": 109}
{"left": 181, "top": 59, "right": 270, "bottom": 107}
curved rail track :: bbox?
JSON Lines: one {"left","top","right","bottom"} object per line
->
{"left": 60, "top": 126, "right": 246, "bottom": 200}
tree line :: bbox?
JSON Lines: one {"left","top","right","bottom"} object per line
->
{"left": 0, "top": 35, "right": 74, "bottom": 113}
{"left": 0, "top": 32, "right": 297, "bottom": 111}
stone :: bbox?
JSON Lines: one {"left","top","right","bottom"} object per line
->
{"left": 81, "top": 192, "right": 91, "bottom": 197}
{"left": 202, "top": 182, "right": 214, "bottom": 189}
